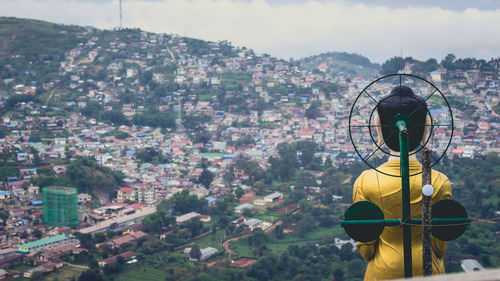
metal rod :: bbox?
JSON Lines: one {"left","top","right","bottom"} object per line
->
{"left": 341, "top": 218, "right": 470, "bottom": 225}
{"left": 397, "top": 120, "right": 412, "bottom": 278}
{"left": 341, "top": 219, "right": 401, "bottom": 226}
{"left": 422, "top": 148, "right": 432, "bottom": 276}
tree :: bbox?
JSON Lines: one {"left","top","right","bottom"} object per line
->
{"left": 236, "top": 157, "right": 266, "bottom": 185}
{"left": 297, "top": 171, "right": 316, "bottom": 190}
{"left": 199, "top": 169, "right": 214, "bottom": 188}
{"left": 347, "top": 259, "right": 363, "bottom": 276}
{"left": 277, "top": 142, "right": 297, "bottom": 181}
{"left": 167, "top": 190, "right": 208, "bottom": 214}
{"left": 0, "top": 166, "right": 16, "bottom": 182}
{"left": 117, "top": 255, "right": 125, "bottom": 266}
{"left": 190, "top": 244, "right": 201, "bottom": 261}
{"left": 297, "top": 213, "right": 316, "bottom": 237}
{"left": 214, "top": 200, "right": 228, "bottom": 215}
{"left": 136, "top": 147, "right": 164, "bottom": 163}
{"left": 78, "top": 234, "right": 95, "bottom": 250}
{"left": 441, "top": 53, "right": 456, "bottom": 70}
{"left": 88, "top": 258, "right": 99, "bottom": 269}
{"left": 333, "top": 268, "right": 345, "bottom": 281}
{"left": 249, "top": 228, "right": 267, "bottom": 246}
{"left": 235, "top": 186, "right": 245, "bottom": 199}
{"left": 94, "top": 233, "right": 106, "bottom": 243}
{"left": 274, "top": 224, "right": 284, "bottom": 239}
{"left": 192, "top": 130, "right": 211, "bottom": 144}
{"left": 340, "top": 243, "right": 353, "bottom": 261}
{"left": 242, "top": 207, "right": 253, "bottom": 217}
{"left": 324, "top": 157, "right": 332, "bottom": 169}
{"left": 297, "top": 140, "right": 316, "bottom": 167}
{"left": 78, "top": 269, "right": 103, "bottom": 281}
{"left": 305, "top": 102, "right": 321, "bottom": 120}
{"left": 102, "top": 110, "right": 129, "bottom": 126}
{"left": 223, "top": 169, "right": 234, "bottom": 184}
{"left": 381, "top": 56, "right": 405, "bottom": 75}
{"left": 184, "top": 218, "right": 203, "bottom": 237}
{"left": 224, "top": 193, "right": 235, "bottom": 203}
{"left": 32, "top": 229, "right": 43, "bottom": 239}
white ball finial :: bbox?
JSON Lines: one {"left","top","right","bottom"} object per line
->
{"left": 422, "top": 184, "right": 434, "bottom": 197}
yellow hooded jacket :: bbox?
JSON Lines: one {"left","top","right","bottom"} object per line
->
{"left": 353, "top": 160, "right": 451, "bottom": 280}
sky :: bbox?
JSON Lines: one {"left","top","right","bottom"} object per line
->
{"left": 1, "top": 0, "right": 500, "bottom": 63}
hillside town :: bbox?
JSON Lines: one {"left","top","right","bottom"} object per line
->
{"left": 0, "top": 22, "right": 499, "bottom": 279}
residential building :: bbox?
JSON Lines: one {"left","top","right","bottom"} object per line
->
{"left": 42, "top": 186, "right": 78, "bottom": 227}
{"left": 117, "top": 187, "right": 137, "bottom": 202}
{"left": 264, "top": 192, "right": 283, "bottom": 203}
{"left": 234, "top": 203, "right": 254, "bottom": 214}
{"left": 461, "top": 259, "right": 485, "bottom": 272}
{"left": 17, "top": 234, "right": 77, "bottom": 255}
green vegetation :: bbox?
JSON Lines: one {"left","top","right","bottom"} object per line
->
{"left": 221, "top": 72, "right": 251, "bottom": 91}
{"left": 300, "top": 51, "right": 380, "bottom": 79}
{"left": 33, "top": 157, "right": 124, "bottom": 197}
{"left": 0, "top": 17, "right": 86, "bottom": 58}
{"left": 194, "top": 228, "right": 226, "bottom": 251}
{"left": 132, "top": 109, "right": 176, "bottom": 129}
{"left": 231, "top": 225, "right": 343, "bottom": 258}
{"left": 493, "top": 103, "right": 500, "bottom": 115}
{"left": 113, "top": 265, "right": 167, "bottom": 281}
{"left": 135, "top": 147, "right": 167, "bottom": 164}
{"left": 42, "top": 266, "right": 85, "bottom": 281}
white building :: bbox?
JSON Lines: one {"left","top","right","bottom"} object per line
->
{"left": 176, "top": 212, "right": 200, "bottom": 224}
{"left": 253, "top": 199, "right": 266, "bottom": 206}
{"left": 235, "top": 203, "right": 254, "bottom": 214}
{"left": 243, "top": 218, "right": 263, "bottom": 231}
{"left": 186, "top": 247, "right": 218, "bottom": 261}
{"left": 264, "top": 192, "right": 283, "bottom": 203}
{"left": 137, "top": 186, "right": 155, "bottom": 204}
{"left": 461, "top": 259, "right": 484, "bottom": 272}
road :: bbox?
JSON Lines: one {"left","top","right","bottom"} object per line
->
{"left": 222, "top": 233, "right": 252, "bottom": 256}
{"left": 222, "top": 217, "right": 286, "bottom": 256}
{"left": 4, "top": 182, "right": 22, "bottom": 207}
{"left": 64, "top": 262, "right": 89, "bottom": 270}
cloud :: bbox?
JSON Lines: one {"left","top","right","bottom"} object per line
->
{"left": 1, "top": 0, "right": 500, "bottom": 63}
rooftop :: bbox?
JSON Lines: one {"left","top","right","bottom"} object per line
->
{"left": 18, "top": 234, "right": 70, "bottom": 249}
{"left": 44, "top": 186, "right": 77, "bottom": 194}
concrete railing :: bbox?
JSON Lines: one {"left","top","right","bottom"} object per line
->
{"left": 393, "top": 269, "right": 500, "bottom": 281}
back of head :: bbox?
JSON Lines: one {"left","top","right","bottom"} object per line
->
{"left": 376, "top": 85, "right": 428, "bottom": 151}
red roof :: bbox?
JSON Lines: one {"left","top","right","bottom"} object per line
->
{"left": 127, "top": 203, "right": 146, "bottom": 210}
{"left": 137, "top": 184, "right": 150, "bottom": 190}
{"left": 478, "top": 121, "right": 491, "bottom": 127}
{"left": 106, "top": 203, "right": 128, "bottom": 208}
{"left": 119, "top": 187, "right": 135, "bottom": 193}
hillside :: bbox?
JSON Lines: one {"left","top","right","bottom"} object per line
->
{"left": 0, "top": 17, "right": 88, "bottom": 86}
{"left": 32, "top": 157, "right": 124, "bottom": 202}
{"left": 0, "top": 17, "right": 86, "bottom": 57}
{"left": 298, "top": 51, "right": 380, "bottom": 79}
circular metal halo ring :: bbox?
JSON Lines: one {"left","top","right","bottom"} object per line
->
{"left": 348, "top": 73, "right": 454, "bottom": 177}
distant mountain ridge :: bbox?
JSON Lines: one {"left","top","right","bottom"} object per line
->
{"left": 298, "top": 51, "right": 381, "bottom": 79}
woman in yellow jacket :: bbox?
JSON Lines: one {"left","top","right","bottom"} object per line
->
{"left": 353, "top": 85, "right": 451, "bottom": 280}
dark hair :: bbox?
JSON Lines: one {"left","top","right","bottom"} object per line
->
{"left": 376, "top": 85, "right": 428, "bottom": 151}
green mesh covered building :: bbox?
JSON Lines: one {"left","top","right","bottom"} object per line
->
{"left": 42, "top": 186, "right": 78, "bottom": 228}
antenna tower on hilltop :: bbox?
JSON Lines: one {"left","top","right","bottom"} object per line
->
{"left": 119, "top": 0, "right": 123, "bottom": 29}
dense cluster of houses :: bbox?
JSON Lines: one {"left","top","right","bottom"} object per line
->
{"left": 0, "top": 25, "right": 497, "bottom": 278}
